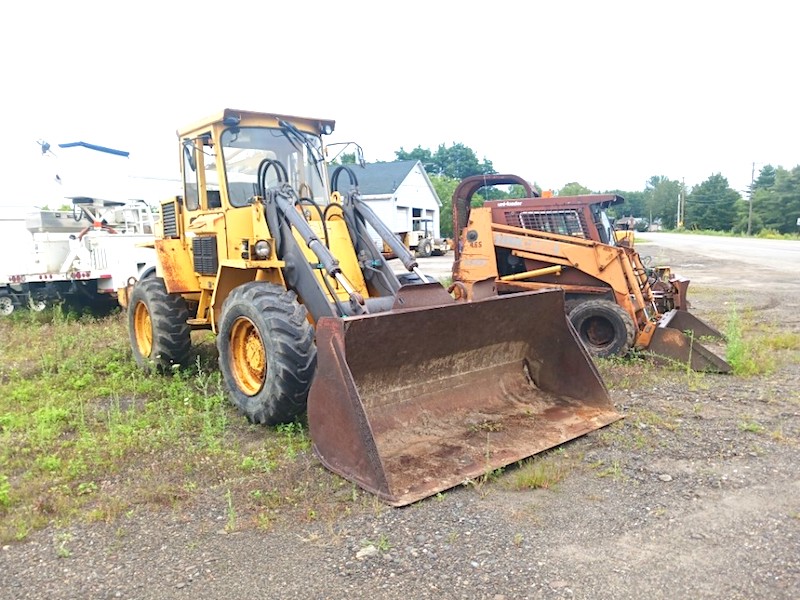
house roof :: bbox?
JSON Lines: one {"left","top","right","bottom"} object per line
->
{"left": 345, "top": 160, "right": 419, "bottom": 195}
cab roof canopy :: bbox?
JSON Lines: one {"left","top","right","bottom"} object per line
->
{"left": 177, "top": 108, "right": 336, "bottom": 138}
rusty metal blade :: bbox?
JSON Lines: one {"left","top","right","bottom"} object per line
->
{"left": 659, "top": 308, "right": 725, "bottom": 341}
{"left": 647, "top": 326, "right": 732, "bottom": 373}
{"left": 308, "top": 289, "right": 622, "bottom": 507}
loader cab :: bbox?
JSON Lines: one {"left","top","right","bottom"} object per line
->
{"left": 486, "top": 193, "right": 623, "bottom": 246}
{"left": 221, "top": 125, "right": 330, "bottom": 208}
{"left": 179, "top": 114, "right": 333, "bottom": 212}
{"left": 590, "top": 202, "right": 616, "bottom": 245}
{"left": 181, "top": 134, "right": 219, "bottom": 212}
{"left": 412, "top": 218, "right": 434, "bottom": 237}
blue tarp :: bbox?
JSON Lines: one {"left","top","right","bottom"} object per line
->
{"left": 57, "top": 142, "right": 129, "bottom": 158}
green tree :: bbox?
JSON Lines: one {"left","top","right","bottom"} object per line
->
{"left": 736, "top": 188, "right": 765, "bottom": 234}
{"left": 558, "top": 182, "right": 593, "bottom": 196}
{"left": 394, "top": 146, "right": 433, "bottom": 167}
{"left": 396, "top": 143, "right": 496, "bottom": 235}
{"left": 685, "top": 173, "right": 739, "bottom": 231}
{"left": 605, "top": 189, "right": 646, "bottom": 223}
{"left": 757, "top": 166, "right": 800, "bottom": 234}
{"left": 396, "top": 143, "right": 494, "bottom": 180}
{"left": 643, "top": 176, "right": 682, "bottom": 230}
{"left": 754, "top": 164, "right": 776, "bottom": 189}
{"left": 429, "top": 175, "right": 460, "bottom": 238}
{"left": 734, "top": 164, "right": 778, "bottom": 234}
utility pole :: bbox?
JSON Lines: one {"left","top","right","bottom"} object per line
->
{"left": 747, "top": 162, "right": 755, "bottom": 236}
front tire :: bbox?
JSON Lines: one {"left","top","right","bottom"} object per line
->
{"left": 128, "top": 278, "right": 191, "bottom": 371}
{"left": 217, "top": 282, "right": 316, "bottom": 426}
{"left": 568, "top": 299, "right": 636, "bottom": 358}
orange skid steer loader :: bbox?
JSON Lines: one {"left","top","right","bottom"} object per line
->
{"left": 451, "top": 174, "right": 731, "bottom": 373}
{"left": 126, "top": 111, "right": 621, "bottom": 506}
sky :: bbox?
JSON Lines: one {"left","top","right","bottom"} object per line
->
{"left": 2, "top": 0, "right": 798, "bottom": 210}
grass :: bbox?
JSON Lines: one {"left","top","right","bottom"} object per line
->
{"left": 594, "top": 354, "right": 662, "bottom": 390}
{"left": 737, "top": 419, "right": 766, "bottom": 434}
{"left": 0, "top": 307, "right": 370, "bottom": 543}
{"left": 642, "top": 228, "right": 800, "bottom": 241}
{"left": 595, "top": 460, "right": 624, "bottom": 480}
{"left": 364, "top": 534, "right": 391, "bottom": 552}
{"left": 724, "top": 306, "right": 800, "bottom": 376}
{"left": 506, "top": 450, "right": 576, "bottom": 491}
{"left": 594, "top": 302, "right": 797, "bottom": 381}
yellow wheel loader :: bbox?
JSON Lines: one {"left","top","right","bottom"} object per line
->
{"left": 127, "top": 110, "right": 621, "bottom": 506}
{"left": 451, "top": 174, "right": 731, "bottom": 373}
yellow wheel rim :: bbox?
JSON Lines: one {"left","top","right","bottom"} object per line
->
{"left": 230, "top": 316, "right": 266, "bottom": 396}
{"left": 133, "top": 301, "right": 153, "bottom": 358}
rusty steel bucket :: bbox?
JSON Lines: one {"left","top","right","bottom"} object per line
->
{"left": 307, "top": 286, "right": 622, "bottom": 507}
{"left": 647, "top": 309, "right": 731, "bottom": 373}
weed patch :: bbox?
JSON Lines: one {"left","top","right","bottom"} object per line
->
{"left": 0, "top": 313, "right": 363, "bottom": 543}
{"left": 595, "top": 355, "right": 660, "bottom": 390}
{"left": 737, "top": 419, "right": 766, "bottom": 434}
{"left": 507, "top": 451, "right": 575, "bottom": 491}
{"left": 725, "top": 307, "right": 777, "bottom": 376}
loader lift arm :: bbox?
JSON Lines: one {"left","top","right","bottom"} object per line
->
{"left": 470, "top": 217, "right": 659, "bottom": 331}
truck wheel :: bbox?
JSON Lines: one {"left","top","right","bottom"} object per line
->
{"left": 28, "top": 295, "right": 47, "bottom": 313}
{"left": 0, "top": 292, "right": 14, "bottom": 316}
{"left": 217, "top": 282, "right": 316, "bottom": 426}
{"left": 128, "top": 278, "right": 191, "bottom": 372}
{"left": 568, "top": 299, "right": 636, "bottom": 358}
{"left": 416, "top": 239, "right": 433, "bottom": 258}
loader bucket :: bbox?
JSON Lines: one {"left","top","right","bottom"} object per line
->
{"left": 659, "top": 308, "right": 725, "bottom": 341}
{"left": 646, "top": 310, "right": 731, "bottom": 373}
{"left": 308, "top": 287, "right": 622, "bottom": 507}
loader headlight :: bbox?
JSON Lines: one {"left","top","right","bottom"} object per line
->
{"left": 253, "top": 240, "right": 272, "bottom": 259}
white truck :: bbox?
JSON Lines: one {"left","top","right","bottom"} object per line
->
{"left": 406, "top": 217, "right": 450, "bottom": 258}
{"left": 380, "top": 217, "right": 451, "bottom": 259}
{"left": 1, "top": 197, "right": 157, "bottom": 315}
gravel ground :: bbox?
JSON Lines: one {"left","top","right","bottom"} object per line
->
{"left": 2, "top": 241, "right": 799, "bottom": 600}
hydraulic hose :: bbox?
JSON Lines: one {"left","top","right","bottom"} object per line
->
{"left": 331, "top": 166, "right": 422, "bottom": 272}
{"left": 268, "top": 184, "right": 343, "bottom": 280}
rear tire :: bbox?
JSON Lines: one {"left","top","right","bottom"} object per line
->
{"left": 568, "top": 299, "right": 636, "bottom": 358}
{"left": 28, "top": 294, "right": 47, "bottom": 313}
{"left": 217, "top": 282, "right": 316, "bottom": 426}
{"left": 128, "top": 278, "right": 191, "bottom": 372}
{"left": 0, "top": 292, "right": 14, "bottom": 316}
{"left": 416, "top": 239, "right": 433, "bottom": 258}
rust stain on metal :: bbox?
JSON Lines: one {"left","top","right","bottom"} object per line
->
{"left": 155, "top": 239, "right": 199, "bottom": 293}
{"left": 308, "top": 289, "right": 622, "bottom": 506}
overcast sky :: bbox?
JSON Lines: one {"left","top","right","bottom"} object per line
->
{"left": 2, "top": 0, "right": 797, "bottom": 208}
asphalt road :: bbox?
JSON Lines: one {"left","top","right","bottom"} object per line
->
{"left": 640, "top": 232, "right": 800, "bottom": 277}
{"left": 396, "top": 233, "right": 800, "bottom": 293}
